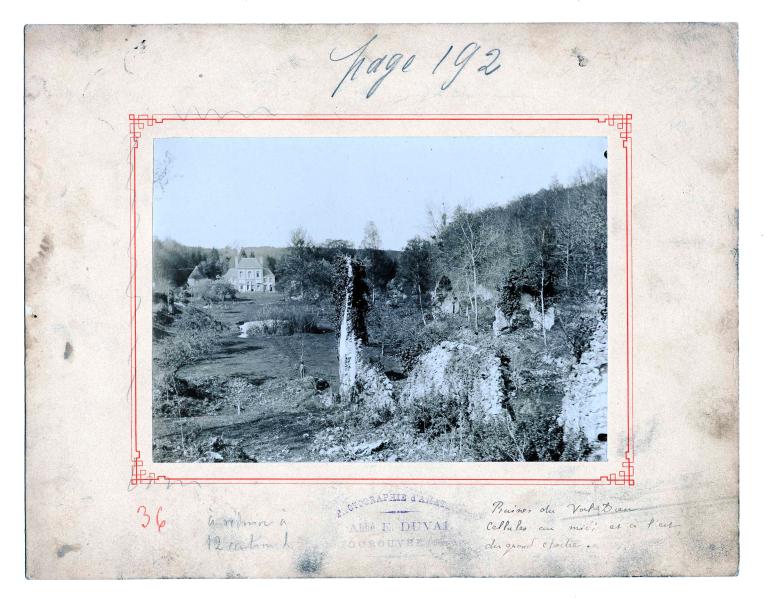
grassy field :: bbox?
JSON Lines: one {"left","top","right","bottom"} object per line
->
{"left": 177, "top": 295, "right": 339, "bottom": 382}
{"left": 176, "top": 332, "right": 339, "bottom": 386}
{"left": 155, "top": 295, "right": 352, "bottom": 462}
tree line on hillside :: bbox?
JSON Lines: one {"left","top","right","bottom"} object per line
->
{"left": 274, "top": 169, "right": 606, "bottom": 320}
{"left": 427, "top": 169, "right": 608, "bottom": 329}
{"left": 153, "top": 169, "right": 607, "bottom": 323}
{"left": 153, "top": 240, "right": 225, "bottom": 288}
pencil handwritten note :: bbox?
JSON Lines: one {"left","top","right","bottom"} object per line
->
{"left": 330, "top": 34, "right": 502, "bottom": 98}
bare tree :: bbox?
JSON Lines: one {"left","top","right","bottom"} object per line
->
{"left": 556, "top": 189, "right": 576, "bottom": 294}
{"left": 526, "top": 215, "right": 559, "bottom": 353}
{"left": 452, "top": 207, "right": 499, "bottom": 331}
{"left": 290, "top": 227, "right": 311, "bottom": 248}
{"left": 426, "top": 204, "right": 451, "bottom": 297}
{"left": 228, "top": 379, "right": 250, "bottom": 415}
{"left": 360, "top": 221, "right": 382, "bottom": 250}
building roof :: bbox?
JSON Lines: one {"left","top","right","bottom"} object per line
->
{"left": 236, "top": 256, "right": 264, "bottom": 269}
{"left": 229, "top": 259, "right": 275, "bottom": 279}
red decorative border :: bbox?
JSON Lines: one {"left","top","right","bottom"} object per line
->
{"left": 129, "top": 113, "right": 634, "bottom": 486}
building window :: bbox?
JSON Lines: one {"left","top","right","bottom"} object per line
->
{"left": 239, "top": 284, "right": 244, "bottom": 291}
{"left": 239, "top": 270, "right": 244, "bottom": 278}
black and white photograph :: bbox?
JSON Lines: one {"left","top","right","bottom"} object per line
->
{"left": 151, "top": 135, "right": 609, "bottom": 463}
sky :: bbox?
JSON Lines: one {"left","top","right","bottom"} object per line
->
{"left": 153, "top": 136, "right": 607, "bottom": 251}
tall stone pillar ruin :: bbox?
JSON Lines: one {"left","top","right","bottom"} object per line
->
{"left": 336, "top": 256, "right": 393, "bottom": 408}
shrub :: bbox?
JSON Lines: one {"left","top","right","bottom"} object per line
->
{"left": 244, "top": 303, "right": 323, "bottom": 336}
{"left": 153, "top": 306, "right": 225, "bottom": 416}
{"left": 245, "top": 320, "right": 292, "bottom": 336}
{"left": 157, "top": 307, "right": 223, "bottom": 370}
{"left": 511, "top": 408, "right": 566, "bottom": 461}
{"left": 557, "top": 294, "right": 605, "bottom": 361}
{"left": 466, "top": 415, "right": 526, "bottom": 461}
{"left": 399, "top": 318, "right": 462, "bottom": 372}
{"left": 226, "top": 378, "right": 253, "bottom": 415}
{"left": 204, "top": 280, "right": 237, "bottom": 303}
{"left": 401, "top": 384, "right": 469, "bottom": 439}
{"left": 560, "top": 428, "right": 594, "bottom": 461}
{"left": 368, "top": 303, "right": 462, "bottom": 372}
{"left": 466, "top": 408, "right": 571, "bottom": 462}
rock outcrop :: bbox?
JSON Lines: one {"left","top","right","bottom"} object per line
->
{"left": 492, "top": 306, "right": 513, "bottom": 337}
{"left": 437, "top": 294, "right": 461, "bottom": 315}
{"left": 558, "top": 319, "right": 608, "bottom": 461}
{"left": 518, "top": 293, "right": 556, "bottom": 332}
{"left": 531, "top": 305, "right": 556, "bottom": 332}
{"left": 400, "top": 341, "right": 509, "bottom": 421}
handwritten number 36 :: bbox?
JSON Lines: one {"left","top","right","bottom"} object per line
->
{"left": 137, "top": 505, "right": 166, "bottom": 533}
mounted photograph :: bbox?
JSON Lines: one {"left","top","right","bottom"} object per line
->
{"left": 151, "top": 136, "right": 609, "bottom": 463}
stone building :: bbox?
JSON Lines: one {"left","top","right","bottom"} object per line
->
{"left": 223, "top": 255, "right": 276, "bottom": 292}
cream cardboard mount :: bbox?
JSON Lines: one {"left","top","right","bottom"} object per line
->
{"left": 24, "top": 23, "right": 738, "bottom": 578}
